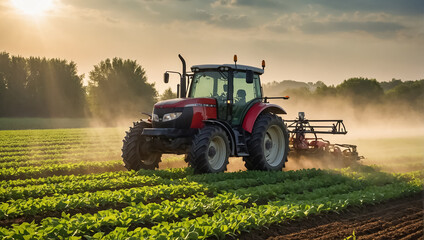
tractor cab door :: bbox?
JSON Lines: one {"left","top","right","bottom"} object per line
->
{"left": 189, "top": 71, "right": 229, "bottom": 121}
{"left": 232, "top": 72, "right": 262, "bottom": 125}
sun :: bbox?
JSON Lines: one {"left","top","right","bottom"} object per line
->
{"left": 11, "top": 0, "right": 54, "bottom": 16}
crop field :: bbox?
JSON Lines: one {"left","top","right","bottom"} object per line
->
{"left": 0, "top": 128, "right": 423, "bottom": 239}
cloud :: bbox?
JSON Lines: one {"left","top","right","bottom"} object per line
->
{"left": 211, "top": 14, "right": 251, "bottom": 29}
{"left": 312, "top": 0, "right": 424, "bottom": 16}
{"left": 301, "top": 21, "right": 406, "bottom": 35}
{"left": 229, "top": 0, "right": 282, "bottom": 8}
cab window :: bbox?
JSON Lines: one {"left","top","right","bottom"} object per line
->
{"left": 189, "top": 71, "right": 229, "bottom": 120}
{"left": 232, "top": 72, "right": 261, "bottom": 125}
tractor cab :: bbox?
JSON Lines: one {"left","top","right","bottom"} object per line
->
{"left": 188, "top": 64, "right": 263, "bottom": 125}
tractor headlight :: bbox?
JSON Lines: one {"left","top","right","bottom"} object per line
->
{"left": 152, "top": 114, "right": 159, "bottom": 122}
{"left": 162, "top": 112, "right": 182, "bottom": 122}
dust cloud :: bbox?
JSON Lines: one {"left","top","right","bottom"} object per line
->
{"left": 269, "top": 95, "right": 424, "bottom": 172}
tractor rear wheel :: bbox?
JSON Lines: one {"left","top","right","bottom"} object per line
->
{"left": 243, "top": 113, "right": 288, "bottom": 171}
{"left": 188, "top": 125, "right": 230, "bottom": 174}
{"left": 122, "top": 121, "right": 161, "bottom": 171}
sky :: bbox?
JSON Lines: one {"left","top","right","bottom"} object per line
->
{"left": 0, "top": 0, "right": 423, "bottom": 93}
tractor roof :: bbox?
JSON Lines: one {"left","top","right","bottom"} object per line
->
{"left": 191, "top": 64, "right": 264, "bottom": 74}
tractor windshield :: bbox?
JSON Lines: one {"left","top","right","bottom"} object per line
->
{"left": 189, "top": 71, "right": 228, "bottom": 100}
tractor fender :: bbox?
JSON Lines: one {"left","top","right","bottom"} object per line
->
{"left": 203, "top": 120, "right": 236, "bottom": 156}
{"left": 242, "top": 102, "right": 287, "bottom": 133}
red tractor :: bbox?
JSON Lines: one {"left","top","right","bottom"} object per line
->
{"left": 122, "top": 55, "right": 361, "bottom": 173}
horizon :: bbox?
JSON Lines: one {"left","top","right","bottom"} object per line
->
{"left": 1, "top": 0, "right": 423, "bottom": 93}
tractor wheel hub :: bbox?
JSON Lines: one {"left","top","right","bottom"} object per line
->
{"left": 208, "top": 146, "right": 216, "bottom": 158}
{"left": 265, "top": 140, "right": 272, "bottom": 150}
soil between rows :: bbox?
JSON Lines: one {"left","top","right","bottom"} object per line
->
{"left": 239, "top": 192, "right": 424, "bottom": 240}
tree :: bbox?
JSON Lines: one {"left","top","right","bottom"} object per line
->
{"left": 315, "top": 84, "right": 337, "bottom": 97}
{"left": 88, "top": 58, "right": 157, "bottom": 123}
{"left": 0, "top": 52, "right": 86, "bottom": 117}
{"left": 160, "top": 87, "right": 177, "bottom": 101}
{"left": 6, "top": 56, "right": 29, "bottom": 116}
{"left": 386, "top": 80, "right": 424, "bottom": 108}
{"left": 380, "top": 78, "right": 403, "bottom": 92}
{"left": 337, "top": 77, "right": 383, "bottom": 102}
{"left": 25, "top": 57, "right": 86, "bottom": 117}
{"left": 0, "top": 52, "right": 10, "bottom": 115}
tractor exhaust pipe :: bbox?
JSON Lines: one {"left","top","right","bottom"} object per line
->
{"left": 178, "top": 54, "right": 186, "bottom": 98}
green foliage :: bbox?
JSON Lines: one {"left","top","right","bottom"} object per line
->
{"left": 385, "top": 80, "right": 424, "bottom": 108}
{"left": 264, "top": 77, "right": 423, "bottom": 112}
{"left": 160, "top": 87, "right": 177, "bottom": 101}
{"left": 337, "top": 77, "right": 384, "bottom": 102}
{"left": 2, "top": 166, "right": 421, "bottom": 239}
{"left": 0, "top": 52, "right": 86, "bottom": 117}
{"left": 380, "top": 78, "right": 403, "bottom": 91}
{"left": 87, "top": 58, "right": 157, "bottom": 123}
{"left": 0, "top": 128, "right": 423, "bottom": 239}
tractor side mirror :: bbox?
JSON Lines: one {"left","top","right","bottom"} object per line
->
{"left": 164, "top": 72, "right": 169, "bottom": 83}
{"left": 246, "top": 70, "right": 254, "bottom": 84}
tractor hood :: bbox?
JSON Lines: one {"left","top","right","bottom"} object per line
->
{"left": 154, "top": 98, "right": 217, "bottom": 109}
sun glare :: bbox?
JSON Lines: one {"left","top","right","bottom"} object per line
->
{"left": 11, "top": 0, "right": 54, "bottom": 16}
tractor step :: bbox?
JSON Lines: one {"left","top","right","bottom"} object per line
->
{"left": 234, "top": 130, "right": 249, "bottom": 157}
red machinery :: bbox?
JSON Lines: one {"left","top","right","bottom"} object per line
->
{"left": 122, "top": 55, "right": 362, "bottom": 174}
{"left": 286, "top": 112, "right": 363, "bottom": 164}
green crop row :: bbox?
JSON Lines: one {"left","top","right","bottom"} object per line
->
{"left": 0, "top": 135, "right": 117, "bottom": 144}
{"left": 0, "top": 157, "right": 121, "bottom": 169}
{"left": 0, "top": 193, "right": 246, "bottom": 239}
{"left": 0, "top": 151, "right": 119, "bottom": 164}
{"left": 0, "top": 174, "right": 169, "bottom": 202}
{"left": 0, "top": 181, "right": 207, "bottom": 220}
{"left": 0, "top": 171, "right": 132, "bottom": 188}
{"left": 0, "top": 138, "right": 119, "bottom": 148}
{"left": 0, "top": 161, "right": 125, "bottom": 180}
{"left": 0, "top": 178, "right": 364, "bottom": 239}
{"left": 0, "top": 128, "right": 122, "bottom": 138}
{"left": 0, "top": 140, "right": 119, "bottom": 152}
{"left": 0, "top": 171, "right": 369, "bottom": 238}
{"left": 1, "top": 166, "right": 406, "bottom": 202}
{"left": 0, "top": 168, "right": 330, "bottom": 202}
{"left": 0, "top": 144, "right": 120, "bottom": 157}
{"left": 0, "top": 171, "right": 348, "bottom": 220}
{"left": 101, "top": 180, "right": 422, "bottom": 240}
{"left": 0, "top": 168, "right": 191, "bottom": 188}
{"left": 0, "top": 131, "right": 122, "bottom": 148}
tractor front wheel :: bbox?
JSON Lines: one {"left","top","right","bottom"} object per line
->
{"left": 188, "top": 125, "right": 230, "bottom": 174}
{"left": 243, "top": 113, "right": 288, "bottom": 171}
{"left": 122, "top": 121, "right": 161, "bottom": 171}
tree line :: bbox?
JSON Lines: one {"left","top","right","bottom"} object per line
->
{"left": 263, "top": 77, "right": 424, "bottom": 110}
{"left": 1, "top": 51, "right": 422, "bottom": 122}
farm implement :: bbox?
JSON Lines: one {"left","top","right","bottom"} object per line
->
{"left": 286, "top": 112, "right": 363, "bottom": 165}
{"left": 122, "top": 55, "right": 362, "bottom": 173}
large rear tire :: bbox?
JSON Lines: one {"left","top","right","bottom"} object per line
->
{"left": 243, "top": 113, "right": 289, "bottom": 171}
{"left": 188, "top": 125, "right": 230, "bottom": 174}
{"left": 122, "top": 121, "right": 161, "bottom": 171}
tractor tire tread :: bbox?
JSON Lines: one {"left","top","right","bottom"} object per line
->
{"left": 243, "top": 113, "right": 288, "bottom": 171}
{"left": 188, "top": 125, "right": 230, "bottom": 174}
{"left": 122, "top": 121, "right": 161, "bottom": 171}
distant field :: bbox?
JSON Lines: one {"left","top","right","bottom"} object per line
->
{"left": 0, "top": 118, "right": 92, "bottom": 130}
{"left": 0, "top": 128, "right": 422, "bottom": 239}
{"left": 350, "top": 137, "right": 424, "bottom": 172}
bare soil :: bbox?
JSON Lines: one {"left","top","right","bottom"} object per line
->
{"left": 239, "top": 192, "right": 424, "bottom": 240}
